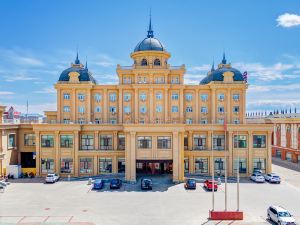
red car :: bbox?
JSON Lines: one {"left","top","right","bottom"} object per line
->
{"left": 204, "top": 179, "right": 218, "bottom": 191}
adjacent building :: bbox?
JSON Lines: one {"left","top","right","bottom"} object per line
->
{"left": 0, "top": 19, "right": 273, "bottom": 182}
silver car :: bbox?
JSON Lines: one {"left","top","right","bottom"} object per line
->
{"left": 267, "top": 205, "right": 296, "bottom": 225}
{"left": 265, "top": 173, "right": 281, "bottom": 184}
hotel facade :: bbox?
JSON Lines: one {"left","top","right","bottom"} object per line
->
{"left": 0, "top": 21, "right": 273, "bottom": 182}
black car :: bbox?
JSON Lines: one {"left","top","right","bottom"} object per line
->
{"left": 110, "top": 178, "right": 122, "bottom": 189}
{"left": 141, "top": 178, "right": 153, "bottom": 190}
{"left": 184, "top": 179, "right": 196, "bottom": 190}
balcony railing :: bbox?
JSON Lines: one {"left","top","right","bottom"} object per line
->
{"left": 193, "top": 146, "right": 206, "bottom": 150}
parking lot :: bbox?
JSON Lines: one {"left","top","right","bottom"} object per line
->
{"left": 1, "top": 164, "right": 300, "bottom": 225}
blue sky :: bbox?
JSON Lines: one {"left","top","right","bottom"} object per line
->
{"left": 1, "top": 0, "right": 300, "bottom": 114}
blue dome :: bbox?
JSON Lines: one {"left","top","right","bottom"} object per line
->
{"left": 200, "top": 67, "right": 244, "bottom": 84}
{"left": 134, "top": 37, "right": 166, "bottom": 52}
{"left": 58, "top": 66, "right": 97, "bottom": 84}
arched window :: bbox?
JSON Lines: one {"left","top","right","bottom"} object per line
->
{"left": 154, "top": 59, "right": 161, "bottom": 66}
{"left": 141, "top": 58, "right": 147, "bottom": 66}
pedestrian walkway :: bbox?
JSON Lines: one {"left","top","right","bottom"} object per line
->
{"left": 272, "top": 157, "right": 300, "bottom": 172}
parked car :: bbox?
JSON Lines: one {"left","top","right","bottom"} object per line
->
{"left": 93, "top": 179, "right": 104, "bottom": 190}
{"left": 184, "top": 179, "right": 196, "bottom": 190}
{"left": 204, "top": 179, "right": 218, "bottom": 191}
{"left": 110, "top": 178, "right": 122, "bottom": 189}
{"left": 45, "top": 173, "right": 59, "bottom": 183}
{"left": 265, "top": 173, "right": 281, "bottom": 184}
{"left": 250, "top": 173, "right": 265, "bottom": 183}
{"left": 141, "top": 178, "right": 153, "bottom": 190}
{"left": 267, "top": 205, "right": 296, "bottom": 225}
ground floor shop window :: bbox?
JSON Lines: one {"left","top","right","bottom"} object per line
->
{"left": 286, "top": 152, "right": 292, "bottom": 162}
{"left": 79, "top": 158, "right": 93, "bottom": 174}
{"left": 233, "top": 158, "right": 247, "bottom": 174}
{"left": 253, "top": 158, "right": 266, "bottom": 173}
{"left": 61, "top": 158, "right": 73, "bottom": 173}
{"left": 214, "top": 157, "right": 225, "bottom": 176}
{"left": 195, "top": 158, "right": 208, "bottom": 174}
{"left": 99, "top": 158, "right": 112, "bottom": 173}
{"left": 41, "top": 158, "right": 54, "bottom": 173}
{"left": 184, "top": 158, "right": 189, "bottom": 173}
{"left": 118, "top": 158, "right": 125, "bottom": 173}
{"left": 275, "top": 150, "right": 281, "bottom": 158}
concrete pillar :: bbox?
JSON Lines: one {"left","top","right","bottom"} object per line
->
{"left": 228, "top": 131, "right": 233, "bottom": 176}
{"left": 129, "top": 132, "right": 136, "bottom": 182}
{"left": 118, "top": 88, "right": 123, "bottom": 123}
{"left": 103, "top": 89, "right": 108, "bottom": 123}
{"left": 149, "top": 89, "right": 153, "bottom": 123}
{"left": 113, "top": 156, "right": 118, "bottom": 173}
{"left": 273, "top": 125, "right": 277, "bottom": 146}
{"left": 207, "top": 131, "right": 212, "bottom": 150}
{"left": 195, "top": 90, "right": 199, "bottom": 124}
{"left": 74, "top": 131, "right": 79, "bottom": 177}
{"left": 94, "top": 131, "right": 99, "bottom": 150}
{"left": 164, "top": 88, "right": 168, "bottom": 123}
{"left": 248, "top": 131, "right": 253, "bottom": 174}
{"left": 189, "top": 156, "right": 194, "bottom": 173}
{"left": 134, "top": 89, "right": 138, "bottom": 123}
{"left": 55, "top": 131, "right": 60, "bottom": 174}
{"left": 113, "top": 131, "right": 118, "bottom": 150}
{"left": 173, "top": 131, "right": 184, "bottom": 182}
{"left": 57, "top": 88, "right": 61, "bottom": 123}
{"left": 125, "top": 132, "right": 131, "bottom": 180}
{"left": 226, "top": 88, "right": 231, "bottom": 124}
{"left": 93, "top": 156, "right": 98, "bottom": 176}
{"left": 188, "top": 131, "right": 193, "bottom": 150}
{"left": 179, "top": 88, "right": 184, "bottom": 123}
{"left": 72, "top": 88, "right": 76, "bottom": 122}
{"left": 267, "top": 131, "right": 272, "bottom": 173}
{"left": 86, "top": 89, "right": 91, "bottom": 123}
{"left": 211, "top": 89, "right": 216, "bottom": 123}
{"left": 281, "top": 124, "right": 286, "bottom": 147}
{"left": 35, "top": 131, "right": 40, "bottom": 176}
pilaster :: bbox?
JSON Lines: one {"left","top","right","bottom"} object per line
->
{"left": 267, "top": 131, "right": 272, "bottom": 173}
{"left": 94, "top": 131, "right": 99, "bottom": 150}
{"left": 248, "top": 131, "right": 253, "bottom": 174}
{"left": 74, "top": 131, "right": 79, "bottom": 177}
{"left": 35, "top": 131, "right": 40, "bottom": 176}
{"left": 55, "top": 131, "right": 60, "bottom": 174}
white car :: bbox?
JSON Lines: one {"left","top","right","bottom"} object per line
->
{"left": 250, "top": 173, "right": 265, "bottom": 183}
{"left": 267, "top": 205, "right": 296, "bottom": 225}
{"left": 45, "top": 173, "right": 60, "bottom": 183}
{"left": 265, "top": 173, "right": 281, "bottom": 184}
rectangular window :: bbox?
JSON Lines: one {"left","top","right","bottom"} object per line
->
{"left": 184, "top": 135, "right": 188, "bottom": 149}
{"left": 63, "top": 118, "right": 70, "bottom": 124}
{"left": 233, "top": 94, "right": 240, "bottom": 101}
{"left": 233, "top": 106, "right": 239, "bottom": 113}
{"left": 139, "top": 93, "right": 147, "bottom": 101}
{"left": 94, "top": 106, "right": 102, "bottom": 113}
{"left": 253, "top": 158, "right": 266, "bottom": 173}
{"left": 63, "top": 93, "right": 70, "bottom": 100}
{"left": 110, "top": 119, "right": 117, "bottom": 124}
{"left": 217, "top": 93, "right": 225, "bottom": 101}
{"left": 137, "top": 136, "right": 152, "bottom": 149}
{"left": 215, "top": 157, "right": 225, "bottom": 176}
{"left": 218, "top": 106, "right": 224, "bottom": 113}
{"left": 275, "top": 149, "right": 281, "bottom": 158}
{"left": 60, "top": 158, "right": 73, "bottom": 174}
{"left": 171, "top": 77, "right": 179, "bottom": 84}
{"left": 253, "top": 135, "right": 266, "bottom": 148}
{"left": 78, "top": 94, "right": 85, "bottom": 101}
{"left": 118, "top": 158, "right": 125, "bottom": 173}
{"left": 109, "top": 106, "right": 117, "bottom": 113}
{"left": 195, "top": 158, "right": 208, "bottom": 174}
{"left": 186, "top": 118, "right": 193, "bottom": 124}
{"left": 78, "top": 106, "right": 85, "bottom": 114}
{"left": 118, "top": 134, "right": 125, "bottom": 150}
{"left": 94, "top": 94, "right": 102, "bottom": 102}
{"left": 109, "top": 93, "right": 117, "bottom": 102}
{"left": 81, "top": 134, "right": 94, "bottom": 150}
{"left": 78, "top": 118, "right": 85, "bottom": 124}
{"left": 100, "top": 135, "right": 113, "bottom": 150}
{"left": 157, "top": 136, "right": 171, "bottom": 149}
{"left": 185, "top": 93, "right": 193, "bottom": 101}
{"left": 233, "top": 118, "right": 240, "bottom": 124}
{"left": 156, "top": 92, "right": 163, "bottom": 100}
{"left": 60, "top": 135, "right": 73, "bottom": 148}
{"left": 41, "top": 158, "right": 54, "bottom": 173}
{"left": 79, "top": 157, "right": 93, "bottom": 174}
{"left": 201, "top": 107, "right": 208, "bottom": 113}
{"left": 184, "top": 158, "right": 189, "bottom": 173}
{"left": 193, "top": 135, "right": 206, "bottom": 150}
{"left": 124, "top": 93, "right": 131, "bottom": 102}
{"left": 123, "top": 77, "right": 131, "bottom": 84}
{"left": 156, "top": 105, "right": 162, "bottom": 113}
{"left": 218, "top": 118, "right": 224, "bottom": 124}
{"left": 200, "top": 119, "right": 208, "bottom": 124}
{"left": 95, "top": 118, "right": 102, "bottom": 124}
{"left": 24, "top": 134, "right": 36, "bottom": 146}
{"left": 172, "top": 106, "right": 178, "bottom": 113}
{"left": 99, "top": 158, "right": 112, "bottom": 173}
{"left": 233, "top": 158, "right": 247, "bottom": 174}
{"left": 213, "top": 135, "right": 225, "bottom": 150}
{"left": 140, "top": 105, "right": 147, "bottom": 113}
{"left": 186, "top": 106, "right": 193, "bottom": 112}
{"left": 124, "top": 106, "right": 131, "bottom": 114}
{"left": 8, "top": 134, "right": 16, "bottom": 148}
{"left": 41, "top": 135, "right": 54, "bottom": 148}
{"left": 63, "top": 106, "right": 70, "bottom": 112}
{"left": 286, "top": 152, "right": 292, "bottom": 162}
{"left": 200, "top": 94, "right": 208, "bottom": 101}
{"left": 172, "top": 93, "right": 179, "bottom": 100}
{"left": 234, "top": 135, "right": 247, "bottom": 148}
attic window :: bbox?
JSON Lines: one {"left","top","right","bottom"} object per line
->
{"left": 141, "top": 58, "right": 148, "bottom": 66}
{"left": 154, "top": 59, "right": 161, "bottom": 66}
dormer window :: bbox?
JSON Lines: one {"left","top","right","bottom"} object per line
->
{"left": 141, "top": 58, "right": 148, "bottom": 66}
{"left": 154, "top": 59, "right": 161, "bottom": 66}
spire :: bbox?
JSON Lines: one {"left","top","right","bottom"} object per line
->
{"left": 211, "top": 59, "right": 215, "bottom": 71}
{"left": 75, "top": 49, "right": 80, "bottom": 64}
{"left": 222, "top": 52, "right": 227, "bottom": 64}
{"left": 147, "top": 9, "right": 154, "bottom": 38}
{"left": 85, "top": 61, "right": 88, "bottom": 69}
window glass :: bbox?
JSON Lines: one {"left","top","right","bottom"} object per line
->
{"left": 80, "top": 158, "right": 93, "bottom": 174}
{"left": 118, "top": 135, "right": 125, "bottom": 150}
{"left": 94, "top": 106, "right": 102, "bottom": 113}
{"left": 8, "top": 134, "right": 16, "bottom": 148}
{"left": 201, "top": 107, "right": 208, "bottom": 113}
{"left": 81, "top": 134, "right": 94, "bottom": 150}
{"left": 137, "top": 136, "right": 152, "bottom": 149}
{"left": 157, "top": 137, "right": 171, "bottom": 149}
{"left": 78, "top": 94, "right": 85, "bottom": 101}
{"left": 41, "top": 158, "right": 54, "bottom": 173}
{"left": 200, "top": 94, "right": 208, "bottom": 101}
{"left": 61, "top": 158, "right": 73, "bottom": 174}
{"left": 195, "top": 158, "right": 208, "bottom": 174}
{"left": 41, "top": 135, "right": 54, "bottom": 148}
{"left": 233, "top": 158, "right": 247, "bottom": 174}
{"left": 185, "top": 93, "right": 193, "bottom": 101}
{"left": 63, "top": 93, "right": 70, "bottom": 100}
{"left": 109, "top": 93, "right": 117, "bottom": 102}
{"left": 186, "top": 118, "right": 193, "bottom": 124}
{"left": 156, "top": 92, "right": 163, "bottom": 100}
{"left": 253, "top": 135, "right": 266, "bottom": 148}
{"left": 109, "top": 106, "right": 117, "bottom": 113}
{"left": 233, "top": 106, "right": 239, "bottom": 113}
{"left": 233, "top": 94, "right": 240, "bottom": 100}
{"left": 99, "top": 158, "right": 112, "bottom": 173}
{"left": 214, "top": 157, "right": 225, "bottom": 176}
{"left": 124, "top": 93, "right": 131, "bottom": 101}
{"left": 172, "top": 93, "right": 179, "bottom": 100}
{"left": 94, "top": 93, "right": 102, "bottom": 102}
{"left": 186, "top": 106, "right": 193, "bottom": 112}
{"left": 24, "top": 134, "right": 36, "bottom": 146}
{"left": 156, "top": 105, "right": 162, "bottom": 113}
{"left": 60, "top": 135, "right": 73, "bottom": 148}
{"left": 213, "top": 135, "right": 225, "bottom": 150}
{"left": 139, "top": 93, "right": 147, "bottom": 101}
{"left": 193, "top": 135, "right": 206, "bottom": 150}
{"left": 100, "top": 135, "right": 113, "bottom": 150}
{"left": 253, "top": 158, "right": 266, "bottom": 173}
{"left": 184, "top": 158, "right": 189, "bottom": 173}
{"left": 124, "top": 106, "right": 131, "bottom": 113}
{"left": 217, "top": 93, "right": 225, "bottom": 100}
{"left": 63, "top": 106, "right": 70, "bottom": 112}
{"left": 234, "top": 135, "right": 247, "bottom": 148}
{"left": 218, "top": 106, "right": 224, "bottom": 113}
{"left": 140, "top": 105, "right": 147, "bottom": 113}
{"left": 78, "top": 106, "right": 85, "bottom": 114}
{"left": 118, "top": 158, "right": 125, "bottom": 173}
{"left": 172, "top": 106, "right": 178, "bottom": 113}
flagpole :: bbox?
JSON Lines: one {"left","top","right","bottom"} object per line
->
{"left": 224, "top": 112, "right": 227, "bottom": 211}
{"left": 237, "top": 129, "right": 240, "bottom": 211}
{"left": 211, "top": 118, "right": 215, "bottom": 211}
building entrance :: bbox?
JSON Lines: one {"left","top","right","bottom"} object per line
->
{"left": 136, "top": 160, "right": 173, "bottom": 175}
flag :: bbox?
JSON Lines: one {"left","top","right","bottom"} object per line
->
{"left": 242, "top": 71, "right": 248, "bottom": 83}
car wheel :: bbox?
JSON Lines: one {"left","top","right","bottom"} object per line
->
{"left": 267, "top": 213, "right": 271, "bottom": 221}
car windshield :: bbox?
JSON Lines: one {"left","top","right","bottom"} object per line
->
{"left": 111, "top": 179, "right": 118, "bottom": 184}
{"left": 47, "top": 175, "right": 54, "bottom": 177}
{"left": 95, "top": 180, "right": 102, "bottom": 183}
{"left": 188, "top": 180, "right": 196, "bottom": 184}
{"left": 278, "top": 211, "right": 291, "bottom": 217}
{"left": 273, "top": 176, "right": 280, "bottom": 178}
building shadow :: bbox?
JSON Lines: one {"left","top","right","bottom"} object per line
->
{"left": 272, "top": 157, "right": 300, "bottom": 172}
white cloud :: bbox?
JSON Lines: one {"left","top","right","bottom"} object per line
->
{"left": 0, "top": 91, "right": 14, "bottom": 95}
{"left": 4, "top": 74, "right": 39, "bottom": 82}
{"left": 34, "top": 87, "right": 56, "bottom": 94}
{"left": 249, "top": 83, "right": 300, "bottom": 92}
{"left": 188, "top": 64, "right": 211, "bottom": 72}
{"left": 277, "top": 13, "right": 300, "bottom": 28}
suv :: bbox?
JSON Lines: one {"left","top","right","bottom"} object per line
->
{"left": 250, "top": 173, "right": 265, "bottom": 183}
{"left": 267, "top": 205, "right": 296, "bottom": 225}
{"left": 45, "top": 173, "right": 59, "bottom": 183}
{"left": 265, "top": 173, "right": 281, "bottom": 184}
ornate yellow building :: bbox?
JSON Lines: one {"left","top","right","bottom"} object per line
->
{"left": 1, "top": 20, "right": 273, "bottom": 182}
